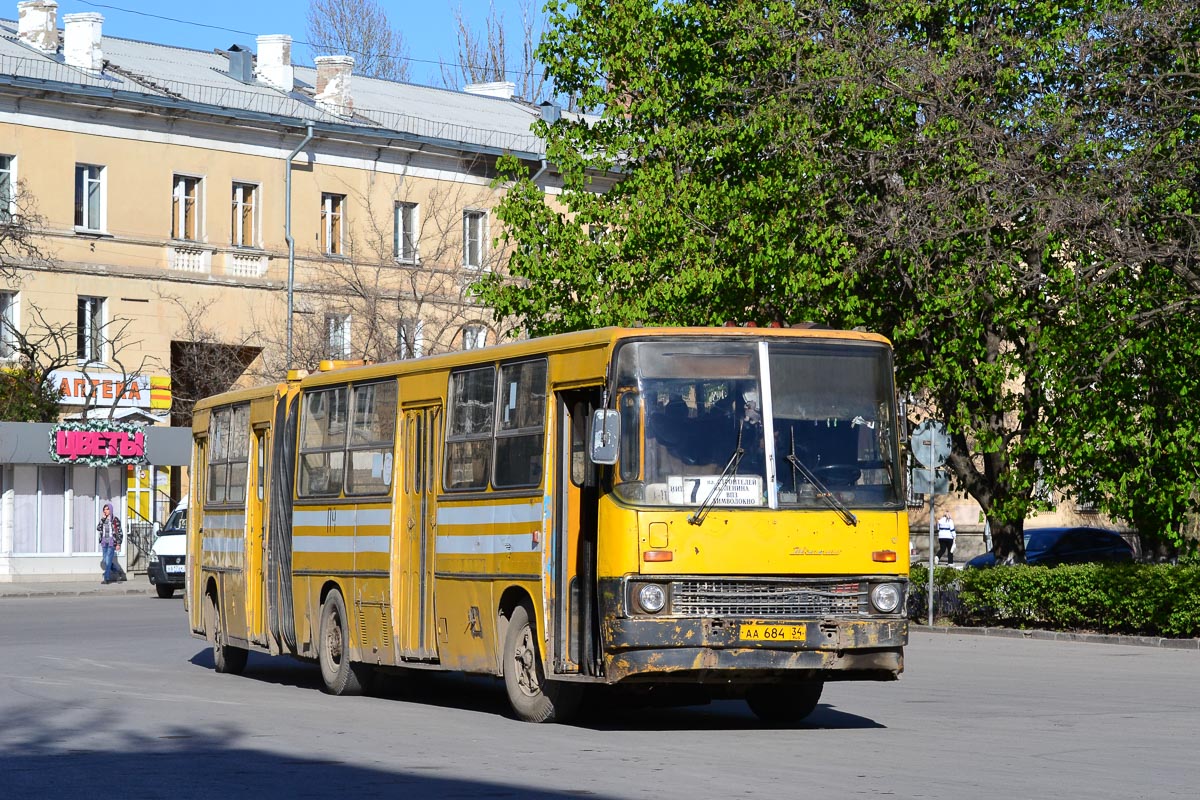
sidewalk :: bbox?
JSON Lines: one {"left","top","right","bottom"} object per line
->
{"left": 0, "top": 575, "right": 154, "bottom": 599}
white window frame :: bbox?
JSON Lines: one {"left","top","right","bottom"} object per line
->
{"left": 74, "top": 163, "right": 105, "bottom": 232}
{"left": 394, "top": 201, "right": 419, "bottom": 263}
{"left": 171, "top": 174, "right": 203, "bottom": 241}
{"left": 321, "top": 192, "right": 345, "bottom": 255}
{"left": 462, "top": 324, "right": 487, "bottom": 351}
{"left": 463, "top": 209, "right": 487, "bottom": 270}
{"left": 77, "top": 295, "right": 106, "bottom": 363}
{"left": 399, "top": 317, "right": 424, "bottom": 358}
{"left": 0, "top": 154, "right": 13, "bottom": 222}
{"left": 0, "top": 291, "right": 17, "bottom": 360}
{"left": 325, "top": 312, "right": 351, "bottom": 360}
{"left": 231, "top": 181, "right": 259, "bottom": 248}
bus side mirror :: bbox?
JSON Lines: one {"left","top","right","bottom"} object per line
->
{"left": 589, "top": 409, "right": 620, "bottom": 465}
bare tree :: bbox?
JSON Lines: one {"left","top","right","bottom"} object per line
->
{"left": 0, "top": 303, "right": 152, "bottom": 422}
{"left": 306, "top": 0, "right": 410, "bottom": 82}
{"left": 160, "top": 294, "right": 263, "bottom": 426}
{"left": 1, "top": 179, "right": 50, "bottom": 283}
{"left": 440, "top": 0, "right": 548, "bottom": 102}
{"left": 256, "top": 163, "right": 516, "bottom": 376}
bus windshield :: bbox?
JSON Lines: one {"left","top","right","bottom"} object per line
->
{"left": 612, "top": 338, "right": 902, "bottom": 510}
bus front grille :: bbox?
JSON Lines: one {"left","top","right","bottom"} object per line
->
{"left": 671, "top": 579, "right": 866, "bottom": 616}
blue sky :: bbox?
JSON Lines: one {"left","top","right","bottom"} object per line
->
{"left": 52, "top": 0, "right": 541, "bottom": 87}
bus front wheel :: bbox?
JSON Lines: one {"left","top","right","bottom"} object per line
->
{"left": 746, "top": 682, "right": 824, "bottom": 724}
{"left": 318, "top": 589, "right": 371, "bottom": 695}
{"left": 503, "top": 604, "right": 580, "bottom": 723}
{"left": 206, "top": 592, "right": 247, "bottom": 675}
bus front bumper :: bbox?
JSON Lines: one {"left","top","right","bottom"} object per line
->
{"left": 601, "top": 616, "right": 907, "bottom": 683}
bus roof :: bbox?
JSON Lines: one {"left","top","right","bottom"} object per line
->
{"left": 196, "top": 325, "right": 891, "bottom": 405}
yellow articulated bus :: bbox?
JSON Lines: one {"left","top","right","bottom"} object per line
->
{"left": 186, "top": 326, "right": 909, "bottom": 723}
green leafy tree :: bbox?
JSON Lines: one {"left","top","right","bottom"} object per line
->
{"left": 479, "top": 0, "right": 1200, "bottom": 559}
{"left": 0, "top": 364, "right": 61, "bottom": 422}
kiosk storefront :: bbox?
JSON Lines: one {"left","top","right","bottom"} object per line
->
{"left": 0, "top": 421, "right": 190, "bottom": 582}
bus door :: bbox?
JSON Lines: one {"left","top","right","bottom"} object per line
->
{"left": 395, "top": 404, "right": 441, "bottom": 660}
{"left": 247, "top": 425, "right": 270, "bottom": 648}
{"left": 552, "top": 389, "right": 604, "bottom": 676}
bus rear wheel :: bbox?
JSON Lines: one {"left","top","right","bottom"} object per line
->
{"left": 503, "top": 604, "right": 580, "bottom": 723}
{"left": 318, "top": 588, "right": 371, "bottom": 695}
{"left": 746, "top": 681, "right": 823, "bottom": 724}
{"left": 206, "top": 592, "right": 248, "bottom": 675}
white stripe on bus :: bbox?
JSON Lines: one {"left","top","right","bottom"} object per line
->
{"left": 202, "top": 537, "right": 244, "bottom": 553}
{"left": 436, "top": 503, "right": 543, "bottom": 527}
{"left": 292, "top": 508, "right": 392, "bottom": 528}
{"left": 435, "top": 533, "right": 538, "bottom": 555}
{"left": 292, "top": 535, "right": 390, "bottom": 554}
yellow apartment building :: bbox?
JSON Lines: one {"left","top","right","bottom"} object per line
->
{"left": 0, "top": 1, "right": 570, "bottom": 578}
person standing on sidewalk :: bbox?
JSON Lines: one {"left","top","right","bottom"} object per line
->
{"left": 97, "top": 503, "right": 124, "bottom": 584}
{"left": 936, "top": 511, "right": 957, "bottom": 565}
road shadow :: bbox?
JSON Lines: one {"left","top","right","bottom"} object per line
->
{"left": 186, "top": 648, "right": 884, "bottom": 731}
{"left": 0, "top": 702, "right": 622, "bottom": 800}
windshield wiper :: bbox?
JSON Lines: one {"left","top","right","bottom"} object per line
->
{"left": 784, "top": 447, "right": 858, "bottom": 528}
{"left": 688, "top": 422, "right": 746, "bottom": 526}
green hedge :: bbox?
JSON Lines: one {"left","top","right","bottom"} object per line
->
{"left": 908, "top": 563, "right": 1200, "bottom": 637}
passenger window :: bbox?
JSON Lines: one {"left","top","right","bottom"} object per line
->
{"left": 445, "top": 367, "right": 495, "bottom": 490}
{"left": 493, "top": 359, "right": 547, "bottom": 489}
{"left": 299, "top": 387, "right": 349, "bottom": 497}
{"left": 345, "top": 381, "right": 397, "bottom": 496}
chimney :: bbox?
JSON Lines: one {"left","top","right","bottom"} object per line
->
{"left": 63, "top": 12, "right": 104, "bottom": 72}
{"left": 226, "top": 43, "right": 254, "bottom": 84}
{"left": 256, "top": 34, "right": 294, "bottom": 92}
{"left": 463, "top": 81, "right": 516, "bottom": 100}
{"left": 314, "top": 55, "right": 354, "bottom": 117}
{"left": 17, "top": 0, "right": 58, "bottom": 53}
{"left": 539, "top": 101, "right": 562, "bottom": 125}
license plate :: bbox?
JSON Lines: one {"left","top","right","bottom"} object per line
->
{"left": 739, "top": 623, "right": 806, "bottom": 642}
{"left": 165, "top": 564, "right": 185, "bottom": 574}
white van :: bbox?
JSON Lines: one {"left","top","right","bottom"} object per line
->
{"left": 148, "top": 497, "right": 187, "bottom": 599}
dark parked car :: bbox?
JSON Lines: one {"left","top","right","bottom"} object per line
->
{"left": 966, "top": 526, "right": 1134, "bottom": 568}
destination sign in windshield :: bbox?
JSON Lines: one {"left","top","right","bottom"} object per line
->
{"left": 667, "top": 475, "right": 764, "bottom": 506}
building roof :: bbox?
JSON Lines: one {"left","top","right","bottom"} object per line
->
{"left": 0, "top": 16, "right": 550, "bottom": 158}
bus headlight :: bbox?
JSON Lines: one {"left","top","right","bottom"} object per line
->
{"left": 870, "top": 582, "right": 902, "bottom": 614}
{"left": 636, "top": 583, "right": 667, "bottom": 614}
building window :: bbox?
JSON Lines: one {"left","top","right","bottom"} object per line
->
{"left": 0, "top": 155, "right": 13, "bottom": 222}
{"left": 231, "top": 182, "right": 258, "bottom": 247}
{"left": 463, "top": 210, "right": 485, "bottom": 269}
{"left": 394, "top": 202, "right": 418, "bottom": 263}
{"left": 326, "top": 313, "right": 351, "bottom": 359}
{"left": 74, "top": 164, "right": 104, "bottom": 231}
{"left": 462, "top": 325, "right": 487, "bottom": 351}
{"left": 399, "top": 317, "right": 424, "bottom": 358}
{"left": 171, "top": 175, "right": 201, "bottom": 241}
{"left": 77, "top": 296, "right": 105, "bottom": 362}
{"left": 321, "top": 193, "right": 345, "bottom": 255}
{"left": 0, "top": 291, "right": 16, "bottom": 359}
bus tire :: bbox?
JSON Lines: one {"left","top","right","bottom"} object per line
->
{"left": 503, "top": 604, "right": 580, "bottom": 723}
{"left": 206, "top": 592, "right": 248, "bottom": 675}
{"left": 318, "top": 589, "right": 371, "bottom": 696}
{"left": 746, "top": 681, "right": 823, "bottom": 724}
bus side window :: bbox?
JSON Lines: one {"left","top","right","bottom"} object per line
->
{"left": 618, "top": 392, "right": 640, "bottom": 482}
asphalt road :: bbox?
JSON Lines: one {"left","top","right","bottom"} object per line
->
{"left": 1, "top": 592, "right": 1196, "bottom": 799}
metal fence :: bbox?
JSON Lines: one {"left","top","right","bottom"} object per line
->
{"left": 125, "top": 521, "right": 155, "bottom": 573}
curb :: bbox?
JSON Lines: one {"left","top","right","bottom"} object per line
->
{"left": 911, "top": 624, "right": 1200, "bottom": 651}
{"left": 0, "top": 585, "right": 153, "bottom": 599}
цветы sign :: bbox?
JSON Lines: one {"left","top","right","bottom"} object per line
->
{"left": 50, "top": 421, "right": 148, "bottom": 466}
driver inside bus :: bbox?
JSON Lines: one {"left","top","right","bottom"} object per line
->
{"left": 649, "top": 397, "right": 721, "bottom": 474}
